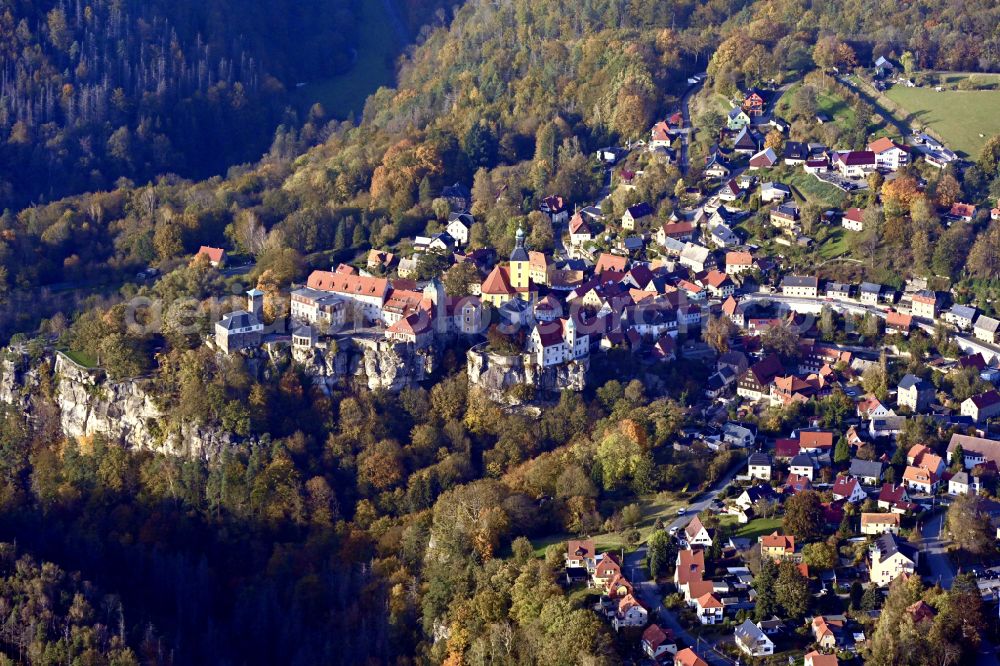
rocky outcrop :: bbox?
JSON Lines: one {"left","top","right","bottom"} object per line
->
{"left": 466, "top": 344, "right": 587, "bottom": 403}
{"left": 54, "top": 353, "right": 233, "bottom": 458}
{"left": 356, "top": 338, "right": 434, "bottom": 391}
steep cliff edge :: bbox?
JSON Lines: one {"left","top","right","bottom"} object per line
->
{"left": 0, "top": 336, "right": 436, "bottom": 458}
{"left": 466, "top": 345, "right": 587, "bottom": 404}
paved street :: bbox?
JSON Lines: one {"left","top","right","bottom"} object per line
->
{"left": 621, "top": 464, "right": 744, "bottom": 666}
{"left": 919, "top": 510, "right": 955, "bottom": 590}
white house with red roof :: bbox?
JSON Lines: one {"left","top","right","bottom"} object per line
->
{"left": 867, "top": 137, "right": 908, "bottom": 170}
{"left": 642, "top": 624, "right": 677, "bottom": 660}
{"left": 961, "top": 390, "right": 1000, "bottom": 423}
{"left": 831, "top": 475, "right": 867, "bottom": 503}
{"left": 693, "top": 593, "right": 723, "bottom": 624}
{"left": 841, "top": 207, "right": 865, "bottom": 231}
{"left": 684, "top": 515, "right": 713, "bottom": 547}
{"left": 195, "top": 245, "right": 226, "bottom": 267}
{"left": 527, "top": 317, "right": 588, "bottom": 367}
{"left": 832, "top": 151, "right": 876, "bottom": 178}
{"left": 613, "top": 594, "right": 648, "bottom": 630}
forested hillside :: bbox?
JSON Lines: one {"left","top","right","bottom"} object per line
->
{"left": 0, "top": 0, "right": 370, "bottom": 209}
{"left": 1, "top": 0, "right": 1000, "bottom": 664}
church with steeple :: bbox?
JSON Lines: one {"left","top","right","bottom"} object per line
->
{"left": 479, "top": 224, "right": 550, "bottom": 307}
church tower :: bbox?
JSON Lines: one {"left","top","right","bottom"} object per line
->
{"left": 509, "top": 225, "right": 530, "bottom": 291}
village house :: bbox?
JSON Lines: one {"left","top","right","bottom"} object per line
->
{"left": 833, "top": 151, "right": 876, "bottom": 178}
{"left": 770, "top": 204, "right": 800, "bottom": 231}
{"left": 761, "top": 182, "right": 791, "bottom": 203}
{"left": 832, "top": 475, "right": 868, "bottom": 503}
{"left": 841, "top": 207, "right": 864, "bottom": 231}
{"left": 723, "top": 422, "right": 756, "bottom": 447}
{"left": 725, "top": 251, "right": 755, "bottom": 275}
{"left": 848, "top": 459, "right": 884, "bottom": 485}
{"left": 867, "top": 137, "right": 909, "bottom": 170}
{"left": 788, "top": 453, "right": 816, "bottom": 481}
{"left": 804, "top": 651, "right": 840, "bottom": 666}
{"left": 642, "top": 624, "right": 677, "bottom": 660}
{"left": 622, "top": 202, "right": 654, "bottom": 230}
{"left": 732, "top": 127, "right": 761, "bottom": 155}
{"left": 897, "top": 374, "right": 934, "bottom": 411}
{"left": 569, "top": 213, "right": 595, "bottom": 246}
{"left": 705, "top": 152, "right": 733, "bottom": 178}
{"left": 742, "top": 91, "right": 765, "bottom": 116}
{"left": 735, "top": 620, "right": 775, "bottom": 658}
{"left": 811, "top": 616, "right": 844, "bottom": 651}
{"left": 781, "top": 275, "right": 819, "bottom": 298}
{"left": 656, "top": 221, "right": 697, "bottom": 245}
{"left": 886, "top": 310, "right": 913, "bottom": 336}
{"left": 858, "top": 282, "right": 882, "bottom": 305}
{"left": 685, "top": 515, "right": 713, "bottom": 547}
{"left": 947, "top": 433, "right": 1000, "bottom": 469}
{"left": 446, "top": 212, "right": 474, "bottom": 245}
{"left": 613, "top": 594, "right": 648, "bottom": 631}
{"left": 195, "top": 245, "right": 226, "bottom": 268}
{"left": 735, "top": 484, "right": 778, "bottom": 511}
{"left": 539, "top": 195, "right": 569, "bottom": 224}
{"left": 869, "top": 533, "right": 918, "bottom": 586}
{"left": 949, "top": 202, "right": 977, "bottom": 222}
{"left": 902, "top": 465, "right": 937, "bottom": 494}
{"left": 718, "top": 179, "right": 742, "bottom": 202}
{"left": 679, "top": 243, "right": 713, "bottom": 273}
{"left": 710, "top": 224, "right": 740, "bottom": 248}
{"left": 944, "top": 304, "right": 977, "bottom": 330}
{"left": 674, "top": 548, "right": 705, "bottom": 594}
{"left": 974, "top": 315, "right": 1000, "bottom": 344}
{"left": 748, "top": 147, "right": 778, "bottom": 170}
{"left": 564, "top": 539, "right": 597, "bottom": 573}
{"left": 784, "top": 141, "right": 809, "bottom": 165}
{"left": 825, "top": 282, "right": 852, "bottom": 300}
{"left": 877, "top": 483, "right": 913, "bottom": 513}
{"left": 909, "top": 290, "right": 939, "bottom": 319}
{"left": 747, "top": 452, "right": 772, "bottom": 480}
{"left": 694, "top": 593, "right": 724, "bottom": 624}
{"left": 727, "top": 107, "right": 751, "bottom": 130}
{"left": 948, "top": 471, "right": 980, "bottom": 496}
{"left": 674, "top": 648, "right": 708, "bottom": 666}
{"left": 737, "top": 355, "right": 784, "bottom": 402}
{"left": 860, "top": 512, "right": 900, "bottom": 535}
{"left": 759, "top": 532, "right": 795, "bottom": 561}
{"left": 704, "top": 270, "right": 735, "bottom": 298}
{"left": 961, "top": 390, "right": 1000, "bottom": 424}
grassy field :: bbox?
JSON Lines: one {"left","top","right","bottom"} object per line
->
{"left": 59, "top": 349, "right": 98, "bottom": 368}
{"left": 785, "top": 170, "right": 847, "bottom": 208}
{"left": 530, "top": 491, "right": 686, "bottom": 556}
{"left": 719, "top": 515, "right": 784, "bottom": 541}
{"left": 291, "top": 0, "right": 403, "bottom": 119}
{"left": 775, "top": 83, "right": 853, "bottom": 124}
{"left": 817, "top": 227, "right": 849, "bottom": 260}
{"left": 885, "top": 85, "right": 1000, "bottom": 156}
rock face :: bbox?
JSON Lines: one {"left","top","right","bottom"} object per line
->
{"left": 0, "top": 337, "right": 437, "bottom": 458}
{"left": 466, "top": 344, "right": 587, "bottom": 403}
{"left": 53, "top": 353, "right": 233, "bottom": 458}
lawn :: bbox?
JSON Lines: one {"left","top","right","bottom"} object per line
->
{"left": 719, "top": 515, "right": 784, "bottom": 540}
{"left": 59, "top": 349, "right": 98, "bottom": 368}
{"left": 291, "top": 0, "right": 404, "bottom": 119}
{"left": 817, "top": 227, "right": 849, "bottom": 260}
{"left": 785, "top": 170, "right": 847, "bottom": 208}
{"left": 885, "top": 85, "right": 1000, "bottom": 157}
{"left": 530, "top": 491, "right": 686, "bottom": 556}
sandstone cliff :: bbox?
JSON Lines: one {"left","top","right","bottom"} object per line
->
{"left": 466, "top": 344, "right": 587, "bottom": 404}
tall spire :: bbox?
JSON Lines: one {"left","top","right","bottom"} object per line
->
{"left": 510, "top": 223, "right": 529, "bottom": 262}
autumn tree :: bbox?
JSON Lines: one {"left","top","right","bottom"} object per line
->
{"left": 782, "top": 490, "right": 825, "bottom": 541}
{"left": 701, "top": 314, "right": 737, "bottom": 353}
